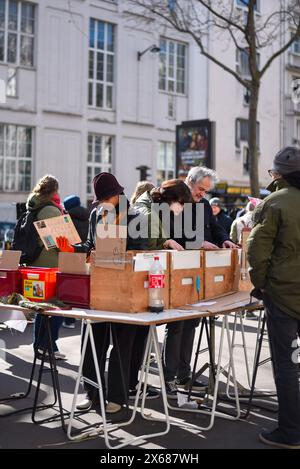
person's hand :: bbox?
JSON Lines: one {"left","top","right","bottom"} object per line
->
{"left": 56, "top": 236, "right": 75, "bottom": 253}
{"left": 222, "top": 240, "right": 238, "bottom": 249}
{"left": 201, "top": 241, "right": 219, "bottom": 250}
{"left": 163, "top": 239, "right": 185, "bottom": 251}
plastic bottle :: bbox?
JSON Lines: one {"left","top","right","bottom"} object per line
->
{"left": 148, "top": 256, "right": 165, "bottom": 313}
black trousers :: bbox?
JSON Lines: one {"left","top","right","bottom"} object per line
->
{"left": 162, "top": 319, "right": 199, "bottom": 382}
{"left": 264, "top": 294, "right": 300, "bottom": 443}
{"left": 82, "top": 322, "right": 149, "bottom": 405}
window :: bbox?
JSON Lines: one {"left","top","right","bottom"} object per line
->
{"left": 88, "top": 19, "right": 115, "bottom": 110}
{"left": 0, "top": 124, "right": 32, "bottom": 192}
{"left": 0, "top": 0, "right": 35, "bottom": 66}
{"left": 6, "top": 66, "right": 17, "bottom": 97}
{"left": 236, "top": 0, "right": 260, "bottom": 13}
{"left": 291, "top": 36, "right": 300, "bottom": 55}
{"left": 87, "top": 134, "right": 113, "bottom": 196}
{"left": 235, "top": 118, "right": 260, "bottom": 148}
{"left": 168, "top": 94, "right": 176, "bottom": 118}
{"left": 157, "top": 142, "right": 175, "bottom": 185}
{"left": 236, "top": 48, "right": 260, "bottom": 77}
{"left": 159, "top": 38, "right": 186, "bottom": 95}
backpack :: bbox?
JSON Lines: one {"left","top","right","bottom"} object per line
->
{"left": 11, "top": 204, "right": 53, "bottom": 265}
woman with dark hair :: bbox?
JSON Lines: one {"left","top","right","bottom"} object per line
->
{"left": 133, "top": 178, "right": 192, "bottom": 250}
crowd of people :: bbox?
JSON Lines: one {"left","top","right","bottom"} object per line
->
{"left": 10, "top": 145, "right": 300, "bottom": 449}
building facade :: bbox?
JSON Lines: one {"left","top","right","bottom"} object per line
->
{"left": 0, "top": 0, "right": 291, "bottom": 208}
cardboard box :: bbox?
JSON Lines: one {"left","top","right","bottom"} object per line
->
{"left": 169, "top": 250, "right": 204, "bottom": 308}
{"left": 203, "top": 249, "right": 240, "bottom": 299}
{"left": 0, "top": 250, "right": 22, "bottom": 296}
{"left": 58, "top": 252, "right": 90, "bottom": 275}
{"left": 90, "top": 250, "right": 170, "bottom": 313}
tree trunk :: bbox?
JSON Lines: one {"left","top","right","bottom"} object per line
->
{"left": 248, "top": 81, "right": 260, "bottom": 197}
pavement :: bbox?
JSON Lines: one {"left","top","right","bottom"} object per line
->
{"left": 0, "top": 313, "right": 280, "bottom": 449}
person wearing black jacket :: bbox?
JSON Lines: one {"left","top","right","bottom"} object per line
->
{"left": 57, "top": 173, "right": 159, "bottom": 414}
{"left": 63, "top": 195, "right": 89, "bottom": 242}
{"left": 164, "top": 167, "right": 236, "bottom": 398}
{"left": 210, "top": 197, "right": 233, "bottom": 237}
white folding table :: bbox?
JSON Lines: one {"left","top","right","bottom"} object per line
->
{"left": 41, "top": 303, "right": 245, "bottom": 449}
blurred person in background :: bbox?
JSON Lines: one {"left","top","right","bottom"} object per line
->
{"left": 209, "top": 197, "right": 233, "bottom": 236}
{"left": 130, "top": 181, "right": 155, "bottom": 206}
{"left": 230, "top": 197, "right": 261, "bottom": 244}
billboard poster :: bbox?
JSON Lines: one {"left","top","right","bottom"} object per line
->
{"left": 176, "top": 119, "right": 215, "bottom": 179}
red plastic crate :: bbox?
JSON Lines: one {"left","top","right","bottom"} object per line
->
{"left": 20, "top": 267, "right": 58, "bottom": 302}
{"left": 56, "top": 272, "right": 90, "bottom": 308}
{"left": 0, "top": 269, "right": 21, "bottom": 296}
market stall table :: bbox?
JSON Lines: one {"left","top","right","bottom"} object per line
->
{"left": 39, "top": 293, "right": 255, "bottom": 449}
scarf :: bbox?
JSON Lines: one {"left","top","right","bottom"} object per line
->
{"left": 51, "top": 193, "right": 65, "bottom": 215}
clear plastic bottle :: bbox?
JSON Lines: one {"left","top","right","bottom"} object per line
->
{"left": 148, "top": 256, "right": 165, "bottom": 313}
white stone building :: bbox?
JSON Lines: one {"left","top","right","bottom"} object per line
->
{"left": 0, "top": 0, "right": 292, "bottom": 209}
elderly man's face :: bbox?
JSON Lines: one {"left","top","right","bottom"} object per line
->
{"left": 189, "top": 176, "right": 213, "bottom": 203}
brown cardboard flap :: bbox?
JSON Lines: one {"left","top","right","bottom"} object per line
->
{"left": 58, "top": 252, "right": 89, "bottom": 275}
{"left": 95, "top": 224, "right": 127, "bottom": 269}
{"left": 0, "top": 250, "right": 21, "bottom": 270}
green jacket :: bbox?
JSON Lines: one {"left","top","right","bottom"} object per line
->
{"left": 26, "top": 193, "right": 61, "bottom": 268}
{"left": 133, "top": 191, "right": 168, "bottom": 250}
{"left": 247, "top": 179, "right": 300, "bottom": 320}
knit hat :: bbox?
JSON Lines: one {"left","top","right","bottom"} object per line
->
{"left": 63, "top": 195, "right": 81, "bottom": 211}
{"left": 271, "top": 147, "right": 300, "bottom": 175}
{"left": 209, "top": 197, "right": 222, "bottom": 208}
{"left": 93, "top": 172, "right": 124, "bottom": 203}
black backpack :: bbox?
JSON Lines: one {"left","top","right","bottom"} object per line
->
{"left": 11, "top": 204, "right": 53, "bottom": 265}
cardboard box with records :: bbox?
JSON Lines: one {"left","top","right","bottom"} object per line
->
{"left": 168, "top": 250, "right": 204, "bottom": 308}
{"left": 90, "top": 223, "right": 169, "bottom": 313}
{"left": 202, "top": 248, "right": 240, "bottom": 299}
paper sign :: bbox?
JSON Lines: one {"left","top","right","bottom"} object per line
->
{"left": 214, "top": 275, "right": 225, "bottom": 283}
{"left": 34, "top": 214, "right": 81, "bottom": 251}
{"left": 205, "top": 250, "right": 232, "bottom": 268}
{"left": 171, "top": 250, "right": 201, "bottom": 270}
{"left": 181, "top": 277, "right": 193, "bottom": 286}
{"left": 134, "top": 252, "right": 167, "bottom": 272}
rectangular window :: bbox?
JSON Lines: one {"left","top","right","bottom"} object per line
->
{"left": 87, "top": 134, "right": 113, "bottom": 196}
{"left": 0, "top": 0, "right": 35, "bottom": 67}
{"left": 88, "top": 18, "right": 115, "bottom": 110}
{"left": 236, "top": 48, "right": 260, "bottom": 77}
{"left": 235, "top": 118, "right": 260, "bottom": 149}
{"left": 159, "top": 38, "right": 186, "bottom": 95}
{"left": 157, "top": 142, "right": 175, "bottom": 185}
{"left": 0, "top": 123, "right": 32, "bottom": 192}
{"left": 6, "top": 66, "right": 17, "bottom": 96}
{"left": 291, "top": 36, "right": 300, "bottom": 55}
{"left": 236, "top": 0, "right": 260, "bottom": 13}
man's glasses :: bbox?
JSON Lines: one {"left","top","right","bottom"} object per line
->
{"left": 268, "top": 169, "right": 278, "bottom": 178}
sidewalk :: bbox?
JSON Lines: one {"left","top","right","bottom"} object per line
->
{"left": 0, "top": 315, "right": 278, "bottom": 449}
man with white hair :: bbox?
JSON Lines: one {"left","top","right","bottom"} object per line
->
{"left": 163, "top": 166, "right": 236, "bottom": 398}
